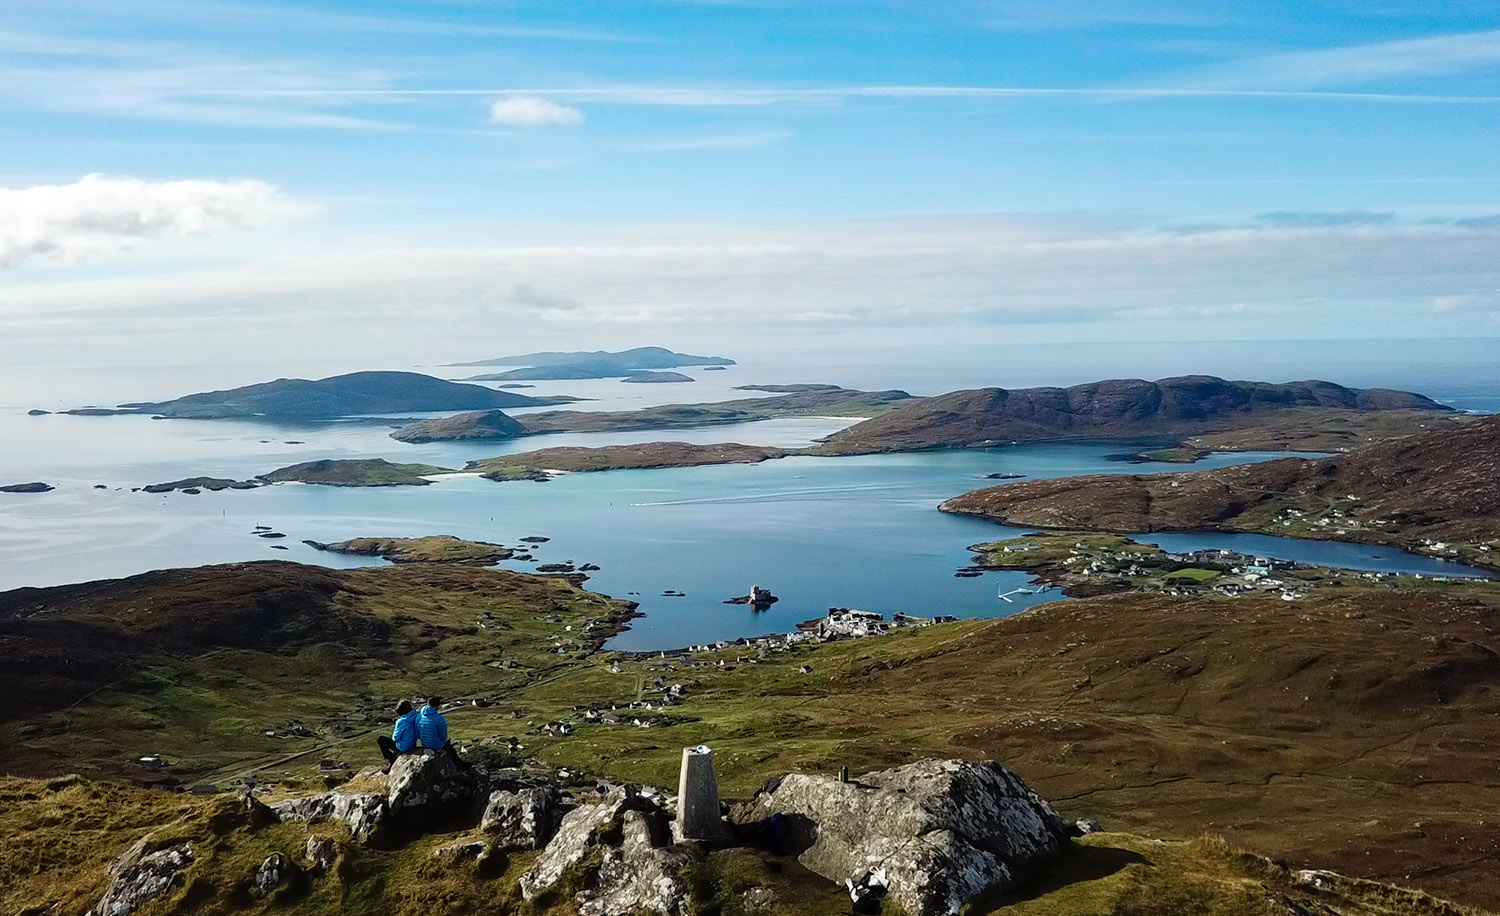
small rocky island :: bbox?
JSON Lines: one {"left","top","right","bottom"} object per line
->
{"left": 303, "top": 535, "right": 514, "bottom": 565}
{"left": 391, "top": 408, "right": 526, "bottom": 444}
{"left": 0, "top": 481, "right": 54, "bottom": 493}
{"left": 465, "top": 443, "right": 788, "bottom": 481}
{"left": 619, "top": 371, "right": 693, "bottom": 383}
{"left": 258, "top": 458, "right": 455, "bottom": 487}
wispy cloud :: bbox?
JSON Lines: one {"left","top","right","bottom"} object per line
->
{"left": 1191, "top": 28, "right": 1500, "bottom": 89}
{"left": 5, "top": 213, "right": 1497, "bottom": 339}
{"left": 488, "top": 95, "right": 585, "bottom": 128}
{"left": 0, "top": 173, "right": 311, "bottom": 269}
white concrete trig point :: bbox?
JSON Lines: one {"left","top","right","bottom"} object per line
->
{"left": 676, "top": 744, "right": 723, "bottom": 840}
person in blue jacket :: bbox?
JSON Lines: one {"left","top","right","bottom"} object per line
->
{"left": 416, "top": 696, "right": 472, "bottom": 771}
{"left": 377, "top": 699, "right": 418, "bottom": 772}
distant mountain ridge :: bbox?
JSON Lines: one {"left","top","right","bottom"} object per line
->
{"left": 447, "top": 346, "right": 734, "bottom": 369}
{"left": 114, "top": 371, "right": 562, "bottom": 419}
{"left": 820, "top": 375, "right": 1449, "bottom": 454}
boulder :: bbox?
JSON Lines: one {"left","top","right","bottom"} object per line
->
{"left": 87, "top": 838, "right": 195, "bottom": 916}
{"left": 272, "top": 791, "right": 387, "bottom": 844}
{"left": 580, "top": 810, "right": 694, "bottom": 916}
{"left": 481, "top": 785, "right": 563, "bottom": 849}
{"left": 303, "top": 835, "right": 337, "bottom": 874}
{"left": 251, "top": 853, "right": 293, "bottom": 899}
{"left": 734, "top": 759, "right": 1068, "bottom": 916}
{"left": 386, "top": 751, "right": 483, "bottom": 823}
{"left": 521, "top": 785, "right": 693, "bottom": 915}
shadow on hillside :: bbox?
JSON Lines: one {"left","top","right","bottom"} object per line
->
{"left": 976, "top": 842, "right": 1152, "bottom": 912}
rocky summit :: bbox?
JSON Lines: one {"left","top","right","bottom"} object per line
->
{"left": 735, "top": 759, "right": 1071, "bottom": 916}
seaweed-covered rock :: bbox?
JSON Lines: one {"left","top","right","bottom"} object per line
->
{"left": 735, "top": 759, "right": 1068, "bottom": 916}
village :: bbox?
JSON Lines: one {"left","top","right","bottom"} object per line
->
{"left": 968, "top": 532, "right": 1490, "bottom": 602}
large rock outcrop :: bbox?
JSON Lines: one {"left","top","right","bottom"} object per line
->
{"left": 520, "top": 786, "right": 693, "bottom": 916}
{"left": 272, "top": 790, "right": 388, "bottom": 844}
{"left": 385, "top": 751, "right": 483, "bottom": 821}
{"left": 481, "top": 785, "right": 564, "bottom": 850}
{"left": 735, "top": 759, "right": 1068, "bottom": 916}
{"left": 87, "top": 837, "right": 195, "bottom": 916}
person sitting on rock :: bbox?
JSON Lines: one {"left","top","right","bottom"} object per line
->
{"left": 417, "top": 696, "right": 473, "bottom": 771}
{"left": 377, "top": 700, "right": 418, "bottom": 773}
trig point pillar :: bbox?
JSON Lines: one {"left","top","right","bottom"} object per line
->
{"left": 676, "top": 745, "right": 723, "bottom": 840}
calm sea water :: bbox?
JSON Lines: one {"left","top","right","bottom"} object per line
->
{"left": 1, "top": 339, "right": 1495, "bottom": 650}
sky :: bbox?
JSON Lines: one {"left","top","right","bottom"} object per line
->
{"left": 2, "top": 0, "right": 1500, "bottom": 367}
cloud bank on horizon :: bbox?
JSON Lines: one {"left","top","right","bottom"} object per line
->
{"left": 2, "top": 0, "right": 1498, "bottom": 357}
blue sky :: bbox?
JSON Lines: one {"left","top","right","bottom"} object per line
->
{"left": 3, "top": 1, "right": 1500, "bottom": 364}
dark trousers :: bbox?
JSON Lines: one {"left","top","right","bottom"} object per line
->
{"left": 377, "top": 736, "right": 403, "bottom": 765}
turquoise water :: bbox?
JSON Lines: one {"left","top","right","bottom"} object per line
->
{"left": 2, "top": 433, "right": 1471, "bottom": 651}
{"left": 3, "top": 342, "right": 1496, "bottom": 650}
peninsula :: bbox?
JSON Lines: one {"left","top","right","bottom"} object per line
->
{"left": 817, "top": 376, "right": 1453, "bottom": 456}
{"left": 941, "top": 413, "right": 1500, "bottom": 568}
{"left": 74, "top": 371, "right": 572, "bottom": 420}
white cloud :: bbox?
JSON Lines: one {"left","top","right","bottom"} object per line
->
{"left": 0, "top": 173, "right": 311, "bottom": 269}
{"left": 1193, "top": 29, "right": 1500, "bottom": 90}
{"left": 488, "top": 95, "right": 584, "bottom": 127}
{"left": 5, "top": 213, "right": 1499, "bottom": 342}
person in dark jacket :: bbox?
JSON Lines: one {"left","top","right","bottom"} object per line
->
{"left": 417, "top": 696, "right": 472, "bottom": 771}
{"left": 377, "top": 700, "right": 417, "bottom": 772}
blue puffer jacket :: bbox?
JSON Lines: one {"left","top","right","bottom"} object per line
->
{"left": 391, "top": 710, "right": 419, "bottom": 752}
{"left": 416, "top": 705, "right": 449, "bottom": 749}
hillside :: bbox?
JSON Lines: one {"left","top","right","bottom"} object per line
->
{"left": 391, "top": 408, "right": 527, "bottom": 443}
{"left": 940, "top": 413, "right": 1500, "bottom": 563}
{"left": 3, "top": 563, "right": 1500, "bottom": 910}
{"left": 109, "top": 371, "right": 564, "bottom": 419}
{"left": 448, "top": 346, "right": 734, "bottom": 369}
{"left": 818, "top": 375, "right": 1452, "bottom": 454}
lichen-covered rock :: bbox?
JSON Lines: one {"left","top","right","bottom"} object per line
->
{"left": 87, "top": 838, "right": 194, "bottom": 916}
{"left": 304, "top": 835, "right": 337, "bottom": 874}
{"left": 521, "top": 785, "right": 692, "bottom": 915}
{"left": 251, "top": 853, "right": 293, "bottom": 899}
{"left": 431, "top": 841, "right": 489, "bottom": 862}
{"left": 735, "top": 759, "right": 1068, "bottom": 916}
{"left": 386, "top": 752, "right": 482, "bottom": 823}
{"left": 580, "top": 809, "right": 693, "bottom": 916}
{"left": 272, "top": 791, "right": 387, "bottom": 844}
{"left": 481, "top": 785, "right": 562, "bottom": 849}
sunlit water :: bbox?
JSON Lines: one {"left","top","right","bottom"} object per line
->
{"left": 1, "top": 340, "right": 1495, "bottom": 650}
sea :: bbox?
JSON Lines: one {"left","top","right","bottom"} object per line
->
{"left": 2, "top": 338, "right": 1496, "bottom": 650}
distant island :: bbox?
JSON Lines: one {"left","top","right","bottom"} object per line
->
{"left": 66, "top": 371, "right": 576, "bottom": 420}
{"left": 257, "top": 458, "right": 454, "bottom": 487}
{"left": 389, "top": 386, "right": 911, "bottom": 443}
{"left": 446, "top": 346, "right": 734, "bottom": 370}
{"left": 941, "top": 413, "right": 1500, "bottom": 569}
{"left": 0, "top": 482, "right": 53, "bottom": 493}
{"left": 619, "top": 371, "right": 693, "bottom": 383}
{"left": 465, "top": 442, "right": 787, "bottom": 481}
{"left": 462, "top": 361, "right": 697, "bottom": 383}
{"left": 390, "top": 409, "right": 526, "bottom": 444}
{"left": 817, "top": 376, "right": 1452, "bottom": 456}
{"left": 303, "top": 535, "right": 513, "bottom": 565}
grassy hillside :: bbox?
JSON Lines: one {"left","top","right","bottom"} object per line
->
{"left": 4, "top": 561, "right": 1500, "bottom": 910}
